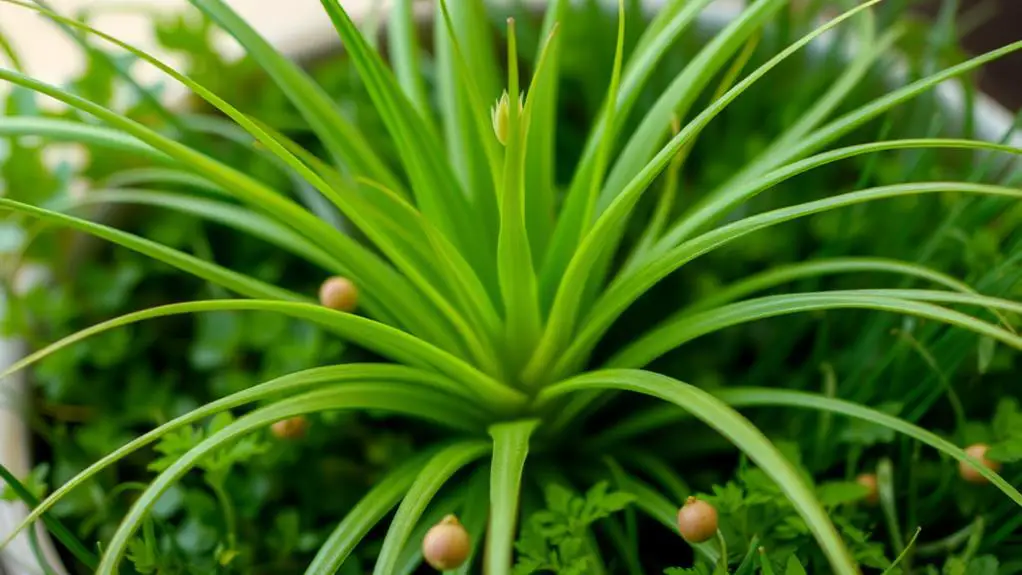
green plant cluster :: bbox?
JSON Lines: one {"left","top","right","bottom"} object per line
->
{"left": 0, "top": 0, "right": 1020, "bottom": 574}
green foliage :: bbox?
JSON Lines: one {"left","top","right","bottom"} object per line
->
{"left": 0, "top": 0, "right": 1020, "bottom": 573}
{"left": 513, "top": 481, "right": 635, "bottom": 574}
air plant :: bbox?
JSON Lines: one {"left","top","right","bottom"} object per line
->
{"left": 0, "top": 0, "right": 1020, "bottom": 573}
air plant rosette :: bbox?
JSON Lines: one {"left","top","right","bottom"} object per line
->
{"left": 0, "top": 0, "right": 1020, "bottom": 573}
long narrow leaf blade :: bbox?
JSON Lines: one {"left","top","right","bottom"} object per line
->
{"left": 486, "top": 420, "right": 539, "bottom": 575}
{"left": 540, "top": 370, "right": 859, "bottom": 575}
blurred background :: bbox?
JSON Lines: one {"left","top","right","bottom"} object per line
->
{"left": 928, "top": 0, "right": 1022, "bottom": 110}
{"left": 1, "top": 0, "right": 1019, "bottom": 110}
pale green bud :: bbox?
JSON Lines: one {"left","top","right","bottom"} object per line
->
{"left": 491, "top": 90, "right": 523, "bottom": 146}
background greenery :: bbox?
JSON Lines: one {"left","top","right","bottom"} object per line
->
{"left": 0, "top": 0, "right": 1019, "bottom": 573}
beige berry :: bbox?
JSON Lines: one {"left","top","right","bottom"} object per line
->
{"left": 856, "top": 473, "right": 879, "bottom": 505}
{"left": 270, "top": 416, "right": 308, "bottom": 440}
{"left": 959, "top": 443, "right": 1001, "bottom": 484}
{"left": 422, "top": 514, "right": 470, "bottom": 571}
{"left": 677, "top": 496, "right": 718, "bottom": 543}
{"left": 318, "top": 276, "right": 358, "bottom": 312}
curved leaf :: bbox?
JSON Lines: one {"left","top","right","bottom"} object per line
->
{"left": 4, "top": 365, "right": 468, "bottom": 549}
{"left": 681, "top": 257, "right": 988, "bottom": 314}
{"left": 187, "top": 0, "right": 402, "bottom": 190}
{"left": 716, "top": 387, "right": 1022, "bottom": 505}
{"left": 95, "top": 384, "right": 480, "bottom": 573}
{"left": 0, "top": 198, "right": 302, "bottom": 302}
{"left": 58, "top": 189, "right": 339, "bottom": 272}
{"left": 486, "top": 420, "right": 540, "bottom": 575}
{"left": 539, "top": 370, "right": 859, "bottom": 575}
{"left": 526, "top": 0, "right": 883, "bottom": 385}
{"left": 0, "top": 300, "right": 525, "bottom": 410}
{"left": 0, "top": 116, "right": 167, "bottom": 161}
{"left": 305, "top": 451, "right": 435, "bottom": 574}
{"left": 657, "top": 138, "right": 1022, "bottom": 251}
{"left": 372, "top": 441, "right": 491, "bottom": 575}
{"left": 574, "top": 182, "right": 1022, "bottom": 372}
{"left": 605, "top": 291, "right": 1022, "bottom": 373}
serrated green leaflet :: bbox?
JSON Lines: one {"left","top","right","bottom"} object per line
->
{"left": 540, "top": 370, "right": 860, "bottom": 575}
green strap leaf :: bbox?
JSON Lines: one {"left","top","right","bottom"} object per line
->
{"left": 539, "top": 0, "right": 718, "bottom": 310}
{"left": 372, "top": 441, "right": 491, "bottom": 575}
{"left": 498, "top": 18, "right": 543, "bottom": 369}
{"left": 539, "top": 370, "right": 859, "bottom": 575}
{"left": 0, "top": 116, "right": 168, "bottom": 161}
{"left": 681, "top": 257, "right": 986, "bottom": 314}
{"left": 0, "top": 198, "right": 302, "bottom": 302}
{"left": 715, "top": 387, "right": 1022, "bottom": 505}
{"left": 58, "top": 189, "right": 340, "bottom": 273}
{"left": 0, "top": 463, "right": 97, "bottom": 569}
{"left": 522, "top": 0, "right": 569, "bottom": 261}
{"left": 434, "top": 0, "right": 501, "bottom": 247}
{"left": 319, "top": 0, "right": 495, "bottom": 286}
{"left": 305, "top": 451, "right": 435, "bottom": 574}
{"left": 187, "top": 0, "right": 402, "bottom": 191}
{"left": 94, "top": 384, "right": 481, "bottom": 573}
{"left": 5, "top": 365, "right": 464, "bottom": 550}
{"left": 388, "top": 0, "right": 430, "bottom": 117}
{"left": 0, "top": 300, "right": 526, "bottom": 411}
{"left": 526, "top": 0, "right": 884, "bottom": 386}
{"left": 656, "top": 138, "right": 1022, "bottom": 253}
{"left": 605, "top": 291, "right": 1022, "bottom": 373}
{"left": 486, "top": 420, "right": 540, "bottom": 575}
{"left": 452, "top": 467, "right": 491, "bottom": 575}
{"left": 576, "top": 182, "right": 1022, "bottom": 374}
{"left": 4, "top": 3, "right": 465, "bottom": 350}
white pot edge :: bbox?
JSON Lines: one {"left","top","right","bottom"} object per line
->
{"left": 1, "top": 1, "right": 1018, "bottom": 573}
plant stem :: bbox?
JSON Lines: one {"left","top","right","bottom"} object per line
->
{"left": 208, "top": 479, "right": 238, "bottom": 550}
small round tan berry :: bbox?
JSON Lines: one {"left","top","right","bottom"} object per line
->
{"left": 422, "top": 514, "right": 470, "bottom": 571}
{"left": 270, "top": 416, "right": 308, "bottom": 440}
{"left": 677, "top": 496, "right": 718, "bottom": 543}
{"left": 856, "top": 473, "right": 879, "bottom": 505}
{"left": 959, "top": 443, "right": 1001, "bottom": 484}
{"left": 318, "top": 276, "right": 358, "bottom": 312}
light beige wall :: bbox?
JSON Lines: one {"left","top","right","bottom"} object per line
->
{"left": 0, "top": 0, "right": 374, "bottom": 84}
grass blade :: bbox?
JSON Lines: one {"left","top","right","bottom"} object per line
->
{"left": 372, "top": 441, "right": 491, "bottom": 575}
{"left": 388, "top": 0, "right": 429, "bottom": 117}
{"left": 539, "top": 0, "right": 731, "bottom": 310}
{"left": 539, "top": 370, "right": 859, "bottom": 575}
{"left": 605, "top": 291, "right": 1022, "bottom": 373}
{"left": 656, "top": 137, "right": 1022, "bottom": 253}
{"left": 305, "top": 452, "right": 435, "bottom": 574}
{"left": 101, "top": 167, "right": 223, "bottom": 195}
{"left": 319, "top": 0, "right": 494, "bottom": 285}
{"left": 681, "top": 257, "right": 988, "bottom": 314}
{"left": 715, "top": 387, "right": 1022, "bottom": 505}
{"left": 3, "top": 365, "right": 463, "bottom": 551}
{"left": 498, "top": 18, "right": 543, "bottom": 369}
{"left": 434, "top": 0, "right": 502, "bottom": 236}
{"left": 452, "top": 467, "right": 491, "bottom": 575}
{"left": 0, "top": 116, "right": 167, "bottom": 161}
{"left": 575, "top": 181, "right": 1022, "bottom": 374}
{"left": 0, "top": 66, "right": 451, "bottom": 344}
{"left": 0, "top": 463, "right": 97, "bottom": 569}
{"left": 0, "top": 3, "right": 465, "bottom": 349}
{"left": 59, "top": 189, "right": 339, "bottom": 272}
{"left": 526, "top": 0, "right": 884, "bottom": 385}
{"left": 486, "top": 420, "right": 540, "bottom": 575}
{"left": 522, "top": 0, "right": 569, "bottom": 261}
{"left": 94, "top": 385, "right": 484, "bottom": 573}
{"left": 0, "top": 198, "right": 302, "bottom": 302}
{"left": 188, "top": 0, "right": 401, "bottom": 191}
{"left": 0, "top": 300, "right": 525, "bottom": 410}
